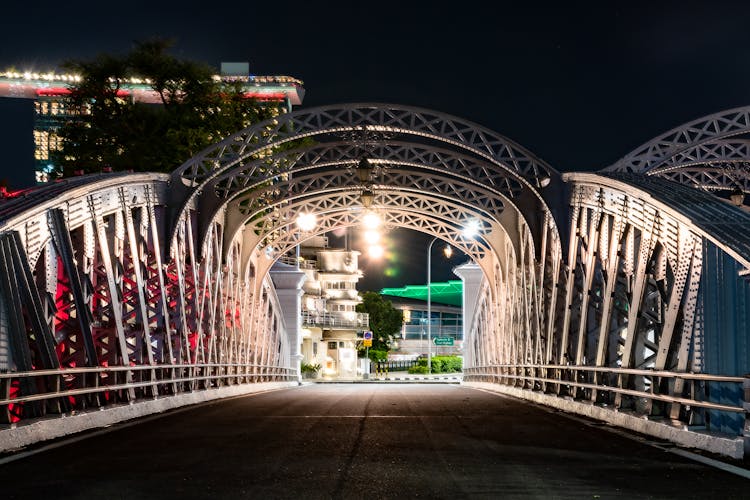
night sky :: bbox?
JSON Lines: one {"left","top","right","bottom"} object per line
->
{"left": 1, "top": 1, "right": 750, "bottom": 290}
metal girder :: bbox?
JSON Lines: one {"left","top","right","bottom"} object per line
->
{"left": 244, "top": 200, "right": 500, "bottom": 268}
{"left": 0, "top": 232, "right": 59, "bottom": 370}
{"left": 605, "top": 106, "right": 750, "bottom": 174}
{"left": 48, "top": 208, "right": 98, "bottom": 367}
{"left": 209, "top": 141, "right": 526, "bottom": 200}
{"left": 196, "top": 139, "right": 552, "bottom": 262}
{"left": 574, "top": 173, "right": 750, "bottom": 271}
{"left": 6, "top": 103, "right": 750, "bottom": 451}
{"left": 172, "top": 104, "right": 557, "bottom": 189}
{"left": 227, "top": 188, "right": 504, "bottom": 263}
{"left": 168, "top": 104, "right": 563, "bottom": 259}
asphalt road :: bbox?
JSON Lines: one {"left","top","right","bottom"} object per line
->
{"left": 0, "top": 383, "right": 748, "bottom": 499}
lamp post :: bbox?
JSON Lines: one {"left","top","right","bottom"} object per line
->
{"left": 426, "top": 237, "right": 452, "bottom": 374}
{"left": 426, "top": 221, "right": 479, "bottom": 373}
{"left": 427, "top": 237, "right": 436, "bottom": 374}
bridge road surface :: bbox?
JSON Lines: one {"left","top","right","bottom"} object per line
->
{"left": 1, "top": 384, "right": 748, "bottom": 499}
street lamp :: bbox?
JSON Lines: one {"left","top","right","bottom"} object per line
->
{"left": 356, "top": 156, "right": 373, "bottom": 183}
{"left": 296, "top": 212, "right": 317, "bottom": 232}
{"left": 427, "top": 237, "right": 452, "bottom": 374}
{"left": 360, "top": 189, "right": 374, "bottom": 208}
{"left": 730, "top": 186, "right": 745, "bottom": 207}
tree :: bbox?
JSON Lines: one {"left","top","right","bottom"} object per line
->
{"left": 53, "top": 39, "right": 276, "bottom": 177}
{"left": 356, "top": 291, "right": 403, "bottom": 353}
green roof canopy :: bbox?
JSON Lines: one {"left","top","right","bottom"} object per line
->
{"left": 380, "top": 280, "right": 463, "bottom": 306}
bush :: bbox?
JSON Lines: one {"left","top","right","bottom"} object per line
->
{"left": 408, "top": 365, "right": 429, "bottom": 374}
{"left": 428, "top": 356, "right": 463, "bottom": 374}
{"left": 300, "top": 362, "right": 321, "bottom": 379}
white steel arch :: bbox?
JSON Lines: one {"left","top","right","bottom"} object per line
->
{"left": 167, "top": 103, "right": 565, "bottom": 258}
{"left": 2, "top": 103, "right": 750, "bottom": 460}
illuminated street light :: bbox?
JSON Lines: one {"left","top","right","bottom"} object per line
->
{"left": 368, "top": 244, "right": 385, "bottom": 259}
{"left": 462, "top": 219, "right": 481, "bottom": 239}
{"left": 364, "top": 230, "right": 380, "bottom": 245}
{"left": 296, "top": 212, "right": 317, "bottom": 232}
{"left": 363, "top": 211, "right": 381, "bottom": 229}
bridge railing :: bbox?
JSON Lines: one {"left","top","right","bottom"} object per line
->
{"left": 0, "top": 363, "right": 298, "bottom": 425}
{"left": 464, "top": 364, "right": 746, "bottom": 417}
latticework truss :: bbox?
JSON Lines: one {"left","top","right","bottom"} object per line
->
{"left": 2, "top": 103, "right": 750, "bottom": 452}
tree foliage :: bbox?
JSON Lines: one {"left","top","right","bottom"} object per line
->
{"left": 356, "top": 291, "right": 403, "bottom": 351}
{"left": 53, "top": 39, "right": 276, "bottom": 177}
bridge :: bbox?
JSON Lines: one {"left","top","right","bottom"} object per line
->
{"left": 1, "top": 103, "right": 750, "bottom": 464}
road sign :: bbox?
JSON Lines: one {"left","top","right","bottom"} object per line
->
{"left": 363, "top": 339, "right": 372, "bottom": 347}
{"left": 433, "top": 337, "right": 454, "bottom": 346}
{"left": 363, "top": 330, "right": 373, "bottom": 340}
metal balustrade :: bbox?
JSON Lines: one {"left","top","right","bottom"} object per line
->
{"left": 0, "top": 364, "right": 297, "bottom": 425}
{"left": 464, "top": 364, "right": 746, "bottom": 415}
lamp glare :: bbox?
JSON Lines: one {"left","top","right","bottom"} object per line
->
{"left": 296, "top": 212, "right": 317, "bottom": 232}
{"left": 364, "top": 230, "right": 380, "bottom": 245}
{"left": 462, "top": 219, "right": 481, "bottom": 239}
{"left": 363, "top": 212, "right": 381, "bottom": 229}
{"left": 368, "top": 244, "right": 385, "bottom": 259}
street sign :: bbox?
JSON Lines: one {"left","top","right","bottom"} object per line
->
{"left": 433, "top": 337, "right": 454, "bottom": 346}
{"left": 363, "top": 339, "right": 372, "bottom": 347}
{"left": 363, "top": 330, "right": 373, "bottom": 340}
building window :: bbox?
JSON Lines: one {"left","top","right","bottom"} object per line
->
{"left": 34, "top": 130, "right": 49, "bottom": 160}
{"left": 328, "top": 342, "right": 337, "bottom": 350}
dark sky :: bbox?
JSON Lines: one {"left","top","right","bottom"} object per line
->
{"left": 1, "top": 1, "right": 750, "bottom": 290}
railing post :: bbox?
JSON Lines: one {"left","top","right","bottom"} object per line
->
{"left": 743, "top": 375, "right": 750, "bottom": 456}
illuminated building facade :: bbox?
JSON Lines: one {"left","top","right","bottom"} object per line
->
{"left": 380, "top": 281, "right": 464, "bottom": 356}
{"left": 295, "top": 235, "right": 368, "bottom": 378}
{"left": 0, "top": 62, "right": 305, "bottom": 183}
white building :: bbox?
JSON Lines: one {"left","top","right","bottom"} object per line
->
{"left": 296, "top": 235, "right": 369, "bottom": 378}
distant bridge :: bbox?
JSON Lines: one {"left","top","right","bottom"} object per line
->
{"left": 2, "top": 104, "right": 749, "bottom": 458}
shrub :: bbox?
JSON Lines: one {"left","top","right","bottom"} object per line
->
{"left": 429, "top": 356, "right": 463, "bottom": 373}
{"left": 408, "top": 365, "right": 429, "bottom": 374}
{"left": 300, "top": 362, "right": 321, "bottom": 378}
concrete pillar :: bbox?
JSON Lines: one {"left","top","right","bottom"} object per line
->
{"left": 453, "top": 262, "right": 484, "bottom": 368}
{"left": 269, "top": 262, "right": 306, "bottom": 381}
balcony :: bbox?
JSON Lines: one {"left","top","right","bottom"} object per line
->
{"left": 301, "top": 310, "right": 370, "bottom": 330}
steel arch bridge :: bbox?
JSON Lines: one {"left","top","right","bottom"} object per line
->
{"left": 2, "top": 103, "right": 750, "bottom": 459}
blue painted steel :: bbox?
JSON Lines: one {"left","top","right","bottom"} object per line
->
{"left": 702, "top": 241, "right": 750, "bottom": 435}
